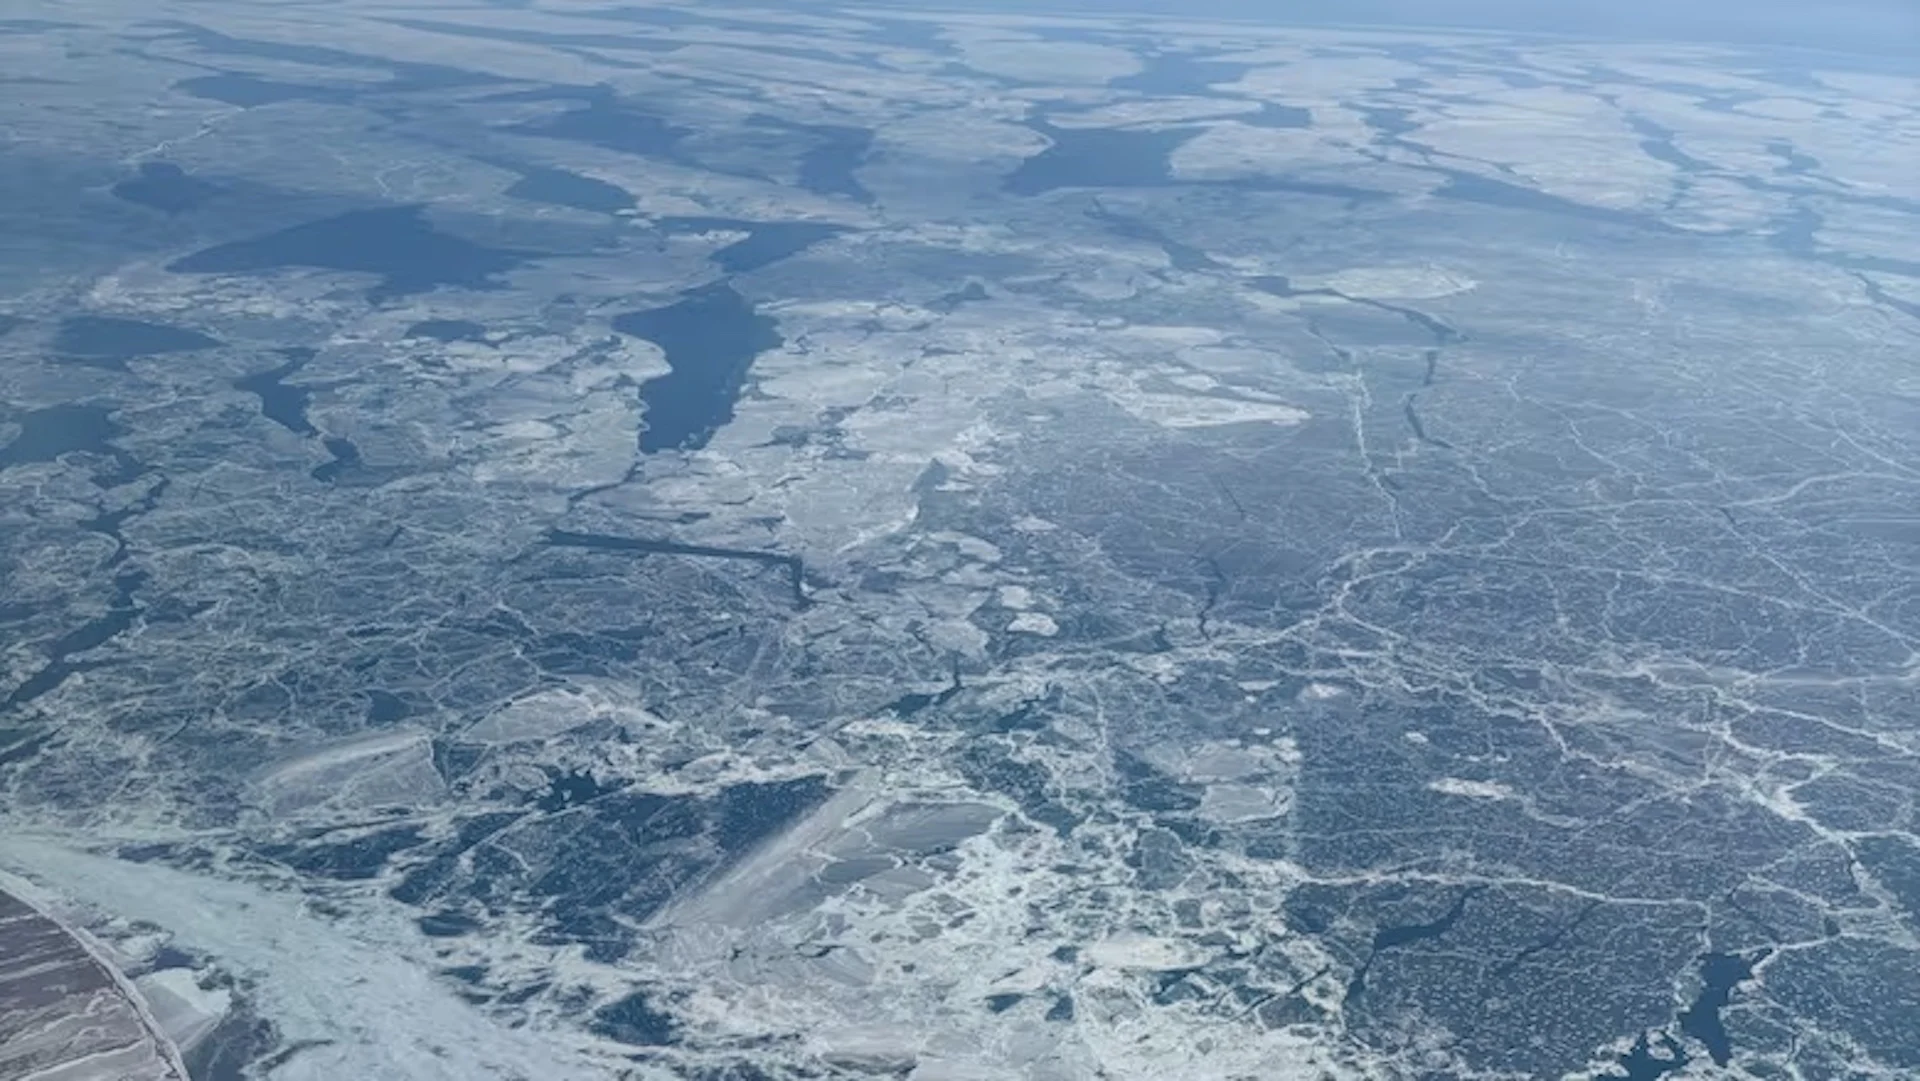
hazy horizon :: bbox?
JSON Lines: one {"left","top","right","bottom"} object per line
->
{"left": 861, "top": 0, "right": 1920, "bottom": 60}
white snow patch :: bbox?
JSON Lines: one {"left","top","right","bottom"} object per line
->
{"left": 1085, "top": 934, "right": 1208, "bottom": 972}
{"left": 1111, "top": 392, "right": 1308, "bottom": 429}
{"left": 1007, "top": 612, "right": 1060, "bottom": 636}
{"left": 1427, "top": 777, "right": 1516, "bottom": 801}
{"left": 250, "top": 731, "right": 444, "bottom": 819}
{"left": 1300, "top": 264, "right": 1478, "bottom": 300}
{"left": 1199, "top": 784, "right": 1290, "bottom": 824}
{"left": 0, "top": 839, "right": 604, "bottom": 1081}
{"left": 462, "top": 685, "right": 663, "bottom": 745}
{"left": 133, "top": 968, "right": 231, "bottom": 1053}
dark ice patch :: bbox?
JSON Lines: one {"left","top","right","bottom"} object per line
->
{"left": 1128, "top": 827, "right": 1194, "bottom": 889}
{"left": 4, "top": 569, "right": 146, "bottom": 709}
{"left": 169, "top": 206, "right": 533, "bottom": 300}
{"left": 1006, "top": 119, "right": 1382, "bottom": 200}
{"left": 364, "top": 690, "right": 412, "bottom": 723}
{"left": 1110, "top": 52, "right": 1247, "bottom": 95}
{"left": 984, "top": 702, "right": 1047, "bottom": 733}
{"left": 957, "top": 741, "right": 1076, "bottom": 834}
{"left": 883, "top": 684, "right": 956, "bottom": 717}
{"left": 1434, "top": 170, "right": 1671, "bottom": 231}
{"left": 1767, "top": 139, "right": 1823, "bottom": 177}
{"left": 233, "top": 350, "right": 316, "bottom": 436}
{"left": 1852, "top": 834, "right": 1920, "bottom": 923}
{"left": 660, "top": 217, "right": 847, "bottom": 275}
{"left": 1624, "top": 114, "right": 1713, "bottom": 174}
{"left": 537, "top": 770, "right": 617, "bottom": 812}
{"left": 386, "top": 811, "right": 524, "bottom": 906}
{"left": 1355, "top": 104, "right": 1419, "bottom": 139}
{"left": 797, "top": 125, "right": 875, "bottom": 203}
{"left": 0, "top": 19, "right": 79, "bottom": 33}
{"left": 1114, "top": 749, "right": 1200, "bottom": 813}
{"left": 1255, "top": 994, "right": 1321, "bottom": 1029}
{"left": 506, "top": 95, "right": 690, "bottom": 158}
{"left": 376, "top": 16, "right": 678, "bottom": 53}
{"left": 715, "top": 776, "right": 832, "bottom": 855}
{"left": 309, "top": 436, "right": 360, "bottom": 483}
{"left": 0, "top": 731, "right": 55, "bottom": 767}
{"left": 146, "top": 946, "right": 197, "bottom": 971}
{"left": 1761, "top": 936, "right": 1920, "bottom": 1069}
{"left": 0, "top": 403, "right": 119, "bottom": 467}
{"left": 1676, "top": 951, "right": 1766, "bottom": 1066}
{"left": 262, "top": 825, "right": 425, "bottom": 881}
{"left": 1345, "top": 887, "right": 1478, "bottom": 1004}
{"left": 1087, "top": 202, "right": 1220, "bottom": 272}
{"left": 1611, "top": 1033, "right": 1687, "bottom": 1080}
{"left": 418, "top": 910, "right": 482, "bottom": 937}
{"left": 54, "top": 315, "right": 221, "bottom": 369}
{"left": 1004, "top": 124, "right": 1198, "bottom": 195}
{"left": 613, "top": 282, "right": 783, "bottom": 453}
{"left": 505, "top": 166, "right": 635, "bottom": 215}
{"left": 1371, "top": 888, "right": 1474, "bottom": 951}
{"left": 524, "top": 792, "right": 707, "bottom": 900}
{"left": 526, "top": 628, "right": 644, "bottom": 676}
{"left": 179, "top": 1005, "right": 279, "bottom": 1081}
{"left": 1248, "top": 102, "right": 1313, "bottom": 128}
{"left": 112, "top": 161, "right": 220, "bottom": 213}
{"left": 174, "top": 73, "right": 356, "bottom": 108}
{"left": 739, "top": 114, "right": 875, "bottom": 202}
{"left": 152, "top": 22, "right": 504, "bottom": 92}
{"left": 592, "top": 990, "right": 677, "bottom": 1046}
{"left": 587, "top": 4, "right": 782, "bottom": 31}
{"left": 116, "top": 843, "right": 181, "bottom": 864}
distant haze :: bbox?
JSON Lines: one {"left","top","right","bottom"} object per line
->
{"left": 893, "top": 0, "right": 1920, "bottom": 59}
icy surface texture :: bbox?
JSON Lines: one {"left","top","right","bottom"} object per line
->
{"left": 0, "top": 2, "right": 1916, "bottom": 1078}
